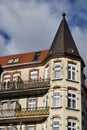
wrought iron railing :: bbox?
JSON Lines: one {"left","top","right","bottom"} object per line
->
{"left": 0, "top": 107, "right": 49, "bottom": 118}
{"left": 0, "top": 78, "right": 50, "bottom": 91}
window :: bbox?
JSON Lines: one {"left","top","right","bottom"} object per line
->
{"left": 54, "top": 62, "right": 61, "bottom": 79}
{"left": 3, "top": 75, "right": 10, "bottom": 89}
{"left": 27, "top": 125, "right": 34, "bottom": 130}
{"left": 28, "top": 98, "right": 36, "bottom": 109}
{"left": 43, "top": 123, "right": 46, "bottom": 130}
{"left": 8, "top": 59, "right": 14, "bottom": 64}
{"left": 8, "top": 58, "right": 19, "bottom": 64}
{"left": 45, "top": 66, "right": 49, "bottom": 79}
{"left": 53, "top": 91, "right": 60, "bottom": 107}
{"left": 68, "top": 120, "right": 76, "bottom": 130}
{"left": 53, "top": 120, "right": 59, "bottom": 130}
{"left": 0, "top": 128, "right": 4, "bottom": 130}
{"left": 30, "top": 71, "right": 38, "bottom": 81}
{"left": 68, "top": 64, "right": 76, "bottom": 81}
{"left": 33, "top": 51, "right": 41, "bottom": 61}
{"left": 12, "top": 73, "right": 20, "bottom": 89}
{"left": 13, "top": 58, "right": 19, "bottom": 63}
{"left": 68, "top": 93, "right": 76, "bottom": 109}
{"left": 8, "top": 127, "right": 14, "bottom": 130}
{"left": 10, "top": 101, "right": 15, "bottom": 110}
{"left": 1, "top": 102, "right": 7, "bottom": 110}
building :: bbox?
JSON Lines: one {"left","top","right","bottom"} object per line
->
{"left": 0, "top": 13, "right": 86, "bottom": 130}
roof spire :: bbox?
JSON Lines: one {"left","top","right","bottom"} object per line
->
{"left": 62, "top": 11, "right": 66, "bottom": 18}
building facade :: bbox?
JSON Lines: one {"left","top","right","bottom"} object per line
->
{"left": 0, "top": 13, "right": 86, "bottom": 130}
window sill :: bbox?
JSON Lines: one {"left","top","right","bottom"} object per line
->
{"left": 51, "top": 106, "right": 62, "bottom": 109}
{"left": 52, "top": 78, "right": 63, "bottom": 81}
{"left": 66, "top": 79, "right": 79, "bottom": 83}
{"left": 66, "top": 107, "right": 80, "bottom": 111}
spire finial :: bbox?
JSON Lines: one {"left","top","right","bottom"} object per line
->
{"left": 62, "top": 11, "right": 66, "bottom": 18}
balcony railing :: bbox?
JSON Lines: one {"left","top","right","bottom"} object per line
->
{"left": 0, "top": 107, "right": 49, "bottom": 125}
{"left": 0, "top": 79, "right": 50, "bottom": 99}
{"left": 0, "top": 78, "right": 50, "bottom": 90}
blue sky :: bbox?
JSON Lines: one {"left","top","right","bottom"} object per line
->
{"left": 0, "top": 0, "right": 87, "bottom": 82}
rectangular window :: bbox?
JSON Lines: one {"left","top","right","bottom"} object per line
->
{"left": 54, "top": 62, "right": 61, "bottom": 79}
{"left": 10, "top": 101, "right": 15, "bottom": 110}
{"left": 68, "top": 64, "right": 76, "bottom": 81}
{"left": 54, "top": 91, "right": 60, "bottom": 107}
{"left": 68, "top": 93, "right": 76, "bottom": 109}
{"left": 53, "top": 120, "right": 59, "bottom": 130}
{"left": 30, "top": 71, "right": 38, "bottom": 81}
{"left": 8, "top": 127, "right": 14, "bottom": 130}
{"left": 27, "top": 125, "right": 34, "bottom": 130}
{"left": 68, "top": 120, "right": 76, "bottom": 130}
{"left": 28, "top": 98, "right": 36, "bottom": 109}
{"left": 0, "top": 128, "right": 4, "bottom": 130}
{"left": 43, "top": 123, "right": 46, "bottom": 130}
{"left": 3, "top": 75, "right": 10, "bottom": 89}
{"left": 45, "top": 66, "right": 49, "bottom": 79}
{"left": 12, "top": 73, "right": 20, "bottom": 89}
{"left": 1, "top": 102, "right": 7, "bottom": 110}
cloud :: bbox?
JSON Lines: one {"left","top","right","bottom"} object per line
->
{"left": 0, "top": 0, "right": 87, "bottom": 82}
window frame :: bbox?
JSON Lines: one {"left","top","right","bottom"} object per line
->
{"left": 68, "top": 92, "right": 76, "bottom": 109}
{"left": 53, "top": 119, "right": 59, "bottom": 130}
{"left": 45, "top": 66, "right": 49, "bottom": 79}
{"left": 68, "top": 63, "right": 77, "bottom": 81}
{"left": 30, "top": 70, "right": 38, "bottom": 81}
{"left": 68, "top": 119, "right": 77, "bottom": 130}
{"left": 28, "top": 98, "right": 36, "bottom": 109}
{"left": 53, "top": 91, "right": 60, "bottom": 108}
{"left": 54, "top": 62, "right": 61, "bottom": 79}
{"left": 27, "top": 125, "right": 35, "bottom": 130}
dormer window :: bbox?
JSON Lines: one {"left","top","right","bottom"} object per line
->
{"left": 33, "top": 51, "right": 41, "bottom": 61}
{"left": 8, "top": 58, "right": 19, "bottom": 64}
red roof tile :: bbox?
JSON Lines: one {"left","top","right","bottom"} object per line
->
{"left": 0, "top": 50, "right": 49, "bottom": 66}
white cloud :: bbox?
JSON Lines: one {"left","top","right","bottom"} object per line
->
{"left": 0, "top": 0, "right": 87, "bottom": 82}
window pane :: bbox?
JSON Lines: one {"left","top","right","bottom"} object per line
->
{"left": 54, "top": 92, "right": 60, "bottom": 107}
{"left": 27, "top": 126, "right": 34, "bottom": 130}
{"left": 54, "top": 63, "right": 61, "bottom": 79}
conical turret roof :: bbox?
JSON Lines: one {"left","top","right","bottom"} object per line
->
{"left": 48, "top": 13, "right": 80, "bottom": 58}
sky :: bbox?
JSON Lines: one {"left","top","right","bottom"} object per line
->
{"left": 0, "top": 0, "right": 87, "bottom": 82}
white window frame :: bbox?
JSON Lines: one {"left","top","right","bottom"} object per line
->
{"left": 53, "top": 119, "right": 59, "bottom": 130}
{"left": 68, "top": 63, "right": 76, "bottom": 81}
{"left": 28, "top": 98, "right": 36, "bottom": 109}
{"left": 27, "top": 125, "right": 34, "bottom": 130}
{"left": 53, "top": 91, "right": 60, "bottom": 107}
{"left": 3, "top": 75, "right": 10, "bottom": 89}
{"left": 45, "top": 66, "right": 49, "bottom": 79}
{"left": 30, "top": 71, "right": 38, "bottom": 81}
{"left": 12, "top": 73, "right": 20, "bottom": 89}
{"left": 54, "top": 62, "right": 61, "bottom": 79}
{"left": 68, "top": 93, "right": 76, "bottom": 109}
{"left": 68, "top": 119, "right": 77, "bottom": 130}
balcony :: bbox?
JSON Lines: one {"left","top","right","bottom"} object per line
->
{"left": 0, "top": 79, "right": 50, "bottom": 99}
{"left": 0, "top": 107, "right": 49, "bottom": 125}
